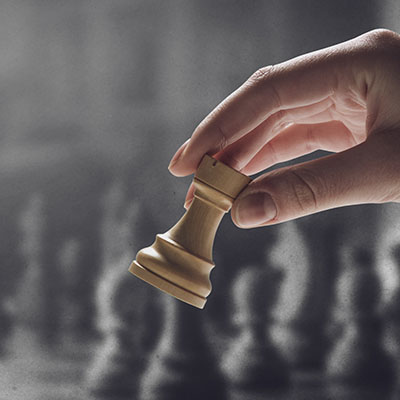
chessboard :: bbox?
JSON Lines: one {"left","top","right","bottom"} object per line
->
{"left": 0, "top": 328, "right": 394, "bottom": 400}
{"left": 3, "top": 185, "right": 399, "bottom": 400}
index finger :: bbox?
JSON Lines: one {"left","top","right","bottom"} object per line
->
{"left": 168, "top": 31, "right": 372, "bottom": 176}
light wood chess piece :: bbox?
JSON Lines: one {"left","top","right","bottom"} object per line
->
{"left": 129, "top": 155, "right": 251, "bottom": 309}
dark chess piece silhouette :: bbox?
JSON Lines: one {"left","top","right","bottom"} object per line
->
{"left": 139, "top": 295, "right": 227, "bottom": 400}
{"left": 326, "top": 245, "right": 395, "bottom": 387}
{"left": 221, "top": 265, "right": 290, "bottom": 393}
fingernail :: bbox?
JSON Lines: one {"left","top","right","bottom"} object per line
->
{"left": 168, "top": 139, "right": 190, "bottom": 171}
{"left": 184, "top": 199, "right": 193, "bottom": 210}
{"left": 235, "top": 192, "right": 277, "bottom": 227}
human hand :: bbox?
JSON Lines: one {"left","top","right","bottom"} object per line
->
{"left": 168, "top": 29, "right": 400, "bottom": 228}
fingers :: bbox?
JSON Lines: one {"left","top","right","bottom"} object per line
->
{"left": 216, "top": 97, "right": 337, "bottom": 170}
{"left": 183, "top": 182, "right": 195, "bottom": 210}
{"left": 241, "top": 121, "right": 357, "bottom": 175}
{"left": 168, "top": 138, "right": 191, "bottom": 171}
{"left": 231, "top": 131, "right": 400, "bottom": 228}
{"left": 183, "top": 121, "right": 355, "bottom": 208}
{"left": 169, "top": 33, "right": 368, "bottom": 176}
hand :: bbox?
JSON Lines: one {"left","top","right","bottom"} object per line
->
{"left": 168, "top": 29, "right": 400, "bottom": 228}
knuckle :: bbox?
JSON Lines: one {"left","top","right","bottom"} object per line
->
{"left": 361, "top": 29, "right": 400, "bottom": 61}
{"left": 216, "top": 124, "right": 228, "bottom": 151}
{"left": 248, "top": 66, "right": 275, "bottom": 84}
{"left": 201, "top": 106, "right": 230, "bottom": 152}
{"left": 286, "top": 168, "right": 321, "bottom": 213}
{"left": 247, "top": 65, "right": 281, "bottom": 109}
{"left": 365, "top": 28, "right": 400, "bottom": 47}
{"left": 217, "top": 152, "right": 243, "bottom": 171}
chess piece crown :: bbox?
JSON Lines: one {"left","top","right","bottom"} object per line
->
{"left": 129, "top": 155, "right": 251, "bottom": 308}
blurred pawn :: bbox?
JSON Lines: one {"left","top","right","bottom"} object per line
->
{"left": 325, "top": 246, "right": 395, "bottom": 387}
{"left": 13, "top": 194, "right": 51, "bottom": 345}
{"left": 86, "top": 254, "right": 162, "bottom": 399}
{"left": 384, "top": 244, "right": 400, "bottom": 349}
{"left": 221, "top": 265, "right": 290, "bottom": 394}
{"left": 139, "top": 296, "right": 227, "bottom": 400}
{"left": 383, "top": 244, "right": 400, "bottom": 398}
{"left": 57, "top": 238, "right": 87, "bottom": 355}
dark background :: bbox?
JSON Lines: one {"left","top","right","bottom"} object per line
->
{"left": 0, "top": 1, "right": 399, "bottom": 399}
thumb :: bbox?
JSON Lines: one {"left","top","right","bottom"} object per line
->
{"left": 231, "top": 131, "right": 400, "bottom": 228}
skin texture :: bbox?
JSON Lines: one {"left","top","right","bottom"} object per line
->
{"left": 168, "top": 29, "right": 400, "bottom": 228}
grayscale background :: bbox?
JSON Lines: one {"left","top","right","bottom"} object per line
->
{"left": 0, "top": 1, "right": 399, "bottom": 399}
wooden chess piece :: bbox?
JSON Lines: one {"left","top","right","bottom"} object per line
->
{"left": 129, "top": 155, "right": 251, "bottom": 309}
{"left": 221, "top": 265, "right": 290, "bottom": 394}
{"left": 325, "top": 245, "right": 395, "bottom": 387}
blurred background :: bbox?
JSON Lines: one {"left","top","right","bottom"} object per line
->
{"left": 0, "top": 1, "right": 400, "bottom": 399}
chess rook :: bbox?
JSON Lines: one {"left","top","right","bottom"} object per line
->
{"left": 129, "top": 155, "right": 251, "bottom": 308}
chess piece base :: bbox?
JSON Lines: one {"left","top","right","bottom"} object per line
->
{"left": 129, "top": 261, "right": 206, "bottom": 309}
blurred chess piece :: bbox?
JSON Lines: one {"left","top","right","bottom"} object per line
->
{"left": 221, "top": 265, "right": 290, "bottom": 394}
{"left": 139, "top": 295, "right": 227, "bottom": 400}
{"left": 383, "top": 244, "right": 400, "bottom": 398}
{"left": 87, "top": 197, "right": 162, "bottom": 398}
{"left": 384, "top": 244, "right": 400, "bottom": 340}
{"left": 13, "top": 194, "right": 51, "bottom": 344}
{"left": 273, "top": 221, "right": 341, "bottom": 372}
{"left": 130, "top": 155, "right": 251, "bottom": 309}
{"left": 325, "top": 245, "right": 395, "bottom": 387}
{"left": 86, "top": 253, "right": 162, "bottom": 399}
{"left": 57, "top": 238, "right": 86, "bottom": 353}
